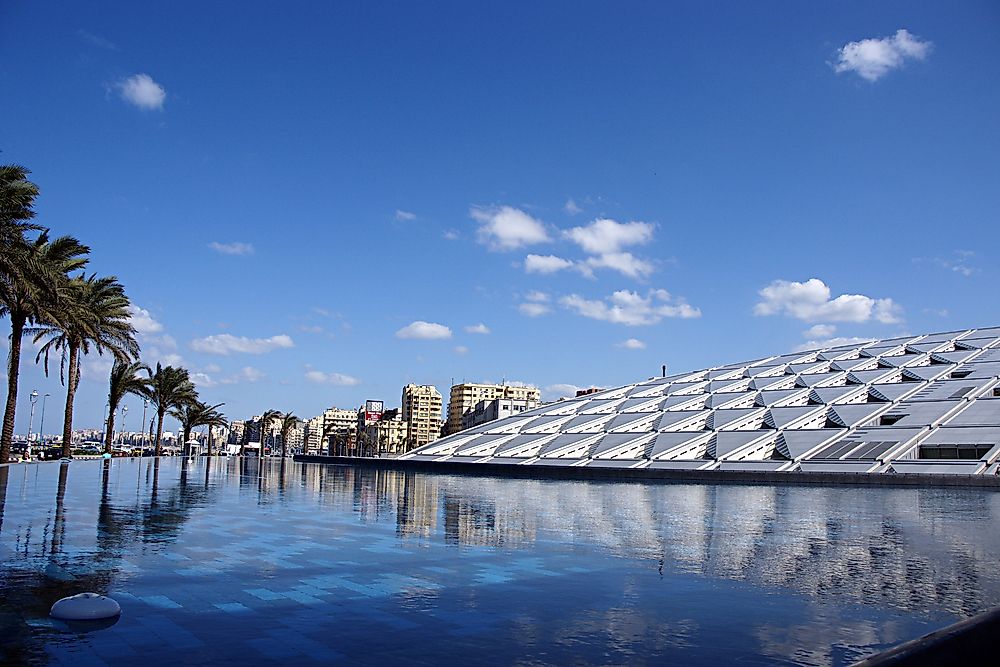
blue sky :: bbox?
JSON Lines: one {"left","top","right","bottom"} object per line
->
{"left": 2, "top": 1, "right": 999, "bottom": 433}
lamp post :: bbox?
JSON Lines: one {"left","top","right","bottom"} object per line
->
{"left": 141, "top": 399, "right": 148, "bottom": 450}
{"left": 120, "top": 405, "right": 129, "bottom": 448}
{"left": 26, "top": 389, "right": 39, "bottom": 458}
{"left": 38, "top": 393, "right": 50, "bottom": 451}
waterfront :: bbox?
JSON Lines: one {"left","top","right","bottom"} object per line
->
{"left": 2, "top": 458, "right": 999, "bottom": 665}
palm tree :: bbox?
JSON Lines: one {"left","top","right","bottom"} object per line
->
{"left": 200, "top": 404, "right": 227, "bottom": 457}
{"left": 256, "top": 409, "right": 281, "bottom": 458}
{"left": 104, "top": 360, "right": 150, "bottom": 455}
{"left": 0, "top": 227, "right": 89, "bottom": 462}
{"left": 32, "top": 274, "right": 136, "bottom": 458}
{"left": 323, "top": 421, "right": 344, "bottom": 456}
{"left": 278, "top": 412, "right": 299, "bottom": 458}
{"left": 141, "top": 363, "right": 197, "bottom": 457}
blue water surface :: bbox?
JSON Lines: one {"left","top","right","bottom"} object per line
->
{"left": 1, "top": 458, "right": 999, "bottom": 665}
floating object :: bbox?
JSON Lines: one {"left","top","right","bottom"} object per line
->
{"left": 50, "top": 593, "right": 121, "bottom": 621}
{"left": 102, "top": 452, "right": 112, "bottom": 459}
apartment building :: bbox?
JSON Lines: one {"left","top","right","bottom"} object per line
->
{"left": 402, "top": 384, "right": 443, "bottom": 450}
{"left": 446, "top": 383, "right": 541, "bottom": 435}
{"left": 460, "top": 397, "right": 540, "bottom": 431}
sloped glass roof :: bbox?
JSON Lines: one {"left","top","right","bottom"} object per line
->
{"left": 401, "top": 327, "right": 1000, "bottom": 476}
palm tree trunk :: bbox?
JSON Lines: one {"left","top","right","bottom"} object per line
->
{"left": 183, "top": 426, "right": 191, "bottom": 456}
{"left": 0, "top": 313, "right": 26, "bottom": 464}
{"left": 155, "top": 408, "right": 165, "bottom": 457}
{"left": 60, "top": 343, "right": 80, "bottom": 458}
{"left": 207, "top": 426, "right": 213, "bottom": 457}
{"left": 104, "top": 397, "right": 119, "bottom": 455}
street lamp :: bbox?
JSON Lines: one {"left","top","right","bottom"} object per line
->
{"left": 26, "top": 389, "right": 39, "bottom": 457}
{"left": 120, "top": 404, "right": 129, "bottom": 447}
{"left": 38, "top": 393, "right": 51, "bottom": 449}
{"left": 141, "top": 399, "right": 149, "bottom": 450}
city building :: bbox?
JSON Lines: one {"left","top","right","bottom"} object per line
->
{"left": 445, "top": 383, "right": 541, "bottom": 435}
{"left": 575, "top": 387, "right": 603, "bottom": 397}
{"left": 402, "top": 384, "right": 443, "bottom": 451}
{"left": 303, "top": 415, "right": 324, "bottom": 455}
{"left": 403, "top": 326, "right": 1000, "bottom": 477}
{"left": 461, "top": 397, "right": 540, "bottom": 431}
{"left": 363, "top": 415, "right": 408, "bottom": 455}
{"left": 324, "top": 407, "right": 358, "bottom": 455}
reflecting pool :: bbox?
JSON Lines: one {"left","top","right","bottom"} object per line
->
{"left": 2, "top": 458, "right": 999, "bottom": 665}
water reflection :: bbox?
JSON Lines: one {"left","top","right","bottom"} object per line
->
{"left": 1, "top": 458, "right": 998, "bottom": 666}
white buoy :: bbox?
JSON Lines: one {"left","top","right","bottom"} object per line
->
{"left": 50, "top": 593, "right": 121, "bottom": 621}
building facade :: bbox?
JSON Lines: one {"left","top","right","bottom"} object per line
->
{"left": 323, "top": 407, "right": 358, "bottom": 455}
{"left": 461, "top": 397, "right": 541, "bottom": 431}
{"left": 364, "top": 416, "right": 408, "bottom": 455}
{"left": 402, "top": 384, "right": 443, "bottom": 451}
{"left": 446, "top": 383, "right": 541, "bottom": 435}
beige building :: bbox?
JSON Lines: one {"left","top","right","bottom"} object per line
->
{"left": 323, "top": 407, "right": 358, "bottom": 455}
{"left": 402, "top": 384, "right": 443, "bottom": 450}
{"left": 446, "top": 383, "right": 541, "bottom": 435}
{"left": 363, "top": 415, "right": 408, "bottom": 455}
{"left": 303, "top": 415, "right": 324, "bottom": 455}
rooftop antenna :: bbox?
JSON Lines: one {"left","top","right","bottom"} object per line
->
{"left": 662, "top": 364, "right": 667, "bottom": 378}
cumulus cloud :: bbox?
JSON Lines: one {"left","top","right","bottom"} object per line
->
{"left": 560, "top": 289, "right": 700, "bottom": 326}
{"left": 472, "top": 205, "right": 550, "bottom": 250}
{"left": 833, "top": 29, "right": 932, "bottom": 82}
{"left": 803, "top": 324, "right": 836, "bottom": 339}
{"left": 616, "top": 338, "right": 647, "bottom": 350}
{"left": 525, "top": 290, "right": 550, "bottom": 303}
{"left": 395, "top": 209, "right": 417, "bottom": 221}
{"left": 395, "top": 321, "right": 452, "bottom": 340}
{"left": 794, "top": 336, "right": 876, "bottom": 353}
{"left": 565, "top": 218, "right": 654, "bottom": 255}
{"left": 190, "top": 333, "right": 295, "bottom": 355}
{"left": 117, "top": 73, "right": 166, "bottom": 110}
{"left": 464, "top": 323, "right": 490, "bottom": 335}
{"left": 519, "top": 303, "right": 551, "bottom": 317}
{"left": 545, "top": 383, "right": 582, "bottom": 400}
{"left": 524, "top": 254, "right": 575, "bottom": 274}
{"left": 129, "top": 305, "right": 164, "bottom": 334}
{"left": 209, "top": 241, "right": 254, "bottom": 256}
{"left": 754, "top": 278, "right": 902, "bottom": 324}
{"left": 443, "top": 229, "right": 460, "bottom": 241}
{"left": 305, "top": 370, "right": 361, "bottom": 386}
{"left": 585, "top": 252, "right": 654, "bottom": 279}
{"left": 564, "top": 199, "right": 583, "bottom": 215}
{"left": 194, "top": 366, "right": 265, "bottom": 387}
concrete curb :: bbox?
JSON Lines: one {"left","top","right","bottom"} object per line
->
{"left": 852, "top": 605, "right": 1000, "bottom": 666}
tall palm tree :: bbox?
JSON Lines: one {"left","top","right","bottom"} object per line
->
{"left": 278, "top": 412, "right": 299, "bottom": 458}
{"left": 256, "top": 409, "right": 281, "bottom": 458}
{"left": 0, "top": 227, "right": 89, "bottom": 463}
{"left": 200, "top": 404, "right": 227, "bottom": 457}
{"left": 141, "top": 363, "right": 197, "bottom": 457}
{"left": 104, "top": 360, "right": 150, "bottom": 455}
{"left": 32, "top": 274, "right": 136, "bottom": 458}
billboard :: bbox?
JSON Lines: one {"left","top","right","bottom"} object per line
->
{"left": 365, "top": 399, "right": 384, "bottom": 423}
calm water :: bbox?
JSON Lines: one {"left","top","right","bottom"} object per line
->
{"left": 1, "top": 458, "right": 999, "bottom": 666}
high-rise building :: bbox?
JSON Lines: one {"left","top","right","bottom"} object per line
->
{"left": 402, "top": 384, "right": 443, "bottom": 450}
{"left": 303, "top": 415, "right": 324, "bottom": 455}
{"left": 446, "top": 383, "right": 541, "bottom": 435}
{"left": 323, "top": 407, "right": 357, "bottom": 455}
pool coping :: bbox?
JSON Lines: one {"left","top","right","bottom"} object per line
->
{"left": 293, "top": 455, "right": 1000, "bottom": 489}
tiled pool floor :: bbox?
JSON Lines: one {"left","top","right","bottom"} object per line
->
{"left": 2, "top": 458, "right": 1000, "bottom": 665}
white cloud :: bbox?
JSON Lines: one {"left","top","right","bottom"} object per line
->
{"left": 454, "top": 345, "right": 469, "bottom": 355}
{"left": 299, "top": 324, "right": 323, "bottom": 334}
{"left": 209, "top": 241, "right": 254, "bottom": 256}
{"left": 803, "top": 324, "right": 836, "bottom": 339}
{"left": 585, "top": 252, "right": 654, "bottom": 279}
{"left": 795, "top": 336, "right": 876, "bottom": 353}
{"left": 519, "top": 303, "right": 551, "bottom": 317}
{"left": 472, "top": 205, "right": 550, "bottom": 251}
{"left": 81, "top": 355, "right": 114, "bottom": 382}
{"left": 616, "top": 338, "right": 646, "bottom": 350}
{"left": 754, "top": 278, "right": 902, "bottom": 324}
{"left": 544, "top": 383, "right": 581, "bottom": 400}
{"left": 395, "top": 321, "right": 452, "bottom": 340}
{"left": 190, "top": 333, "right": 295, "bottom": 355}
{"left": 117, "top": 73, "right": 166, "bottom": 110}
{"left": 395, "top": 209, "right": 417, "bottom": 221}
{"left": 443, "top": 229, "right": 460, "bottom": 241}
{"left": 525, "top": 290, "right": 550, "bottom": 303}
{"left": 524, "top": 253, "right": 575, "bottom": 274}
{"left": 129, "top": 305, "right": 164, "bottom": 334}
{"left": 464, "top": 323, "right": 490, "bottom": 335}
{"left": 78, "top": 30, "right": 117, "bottom": 50}
{"left": 194, "top": 365, "right": 265, "bottom": 387}
{"left": 305, "top": 370, "right": 360, "bottom": 386}
{"left": 560, "top": 289, "right": 700, "bottom": 326}
{"left": 565, "top": 218, "right": 654, "bottom": 255}
{"left": 564, "top": 199, "right": 583, "bottom": 215}
{"left": 834, "top": 29, "right": 932, "bottom": 82}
